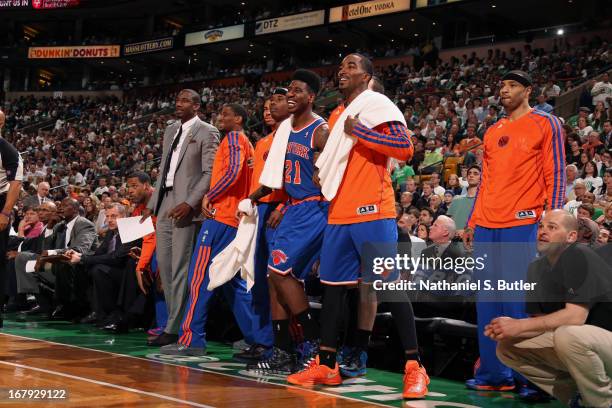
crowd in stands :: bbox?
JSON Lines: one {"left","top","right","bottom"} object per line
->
{"left": 2, "top": 35, "right": 610, "bottom": 232}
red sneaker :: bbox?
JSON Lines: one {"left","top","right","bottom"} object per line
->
{"left": 403, "top": 360, "right": 429, "bottom": 399}
{"left": 287, "top": 356, "right": 342, "bottom": 386}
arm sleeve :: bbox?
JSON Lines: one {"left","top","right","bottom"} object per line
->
{"left": 351, "top": 121, "right": 414, "bottom": 161}
{"left": 136, "top": 216, "right": 157, "bottom": 272}
{"left": 0, "top": 139, "right": 24, "bottom": 182}
{"left": 81, "top": 241, "right": 135, "bottom": 267}
{"left": 542, "top": 115, "right": 567, "bottom": 209}
{"left": 206, "top": 131, "right": 245, "bottom": 202}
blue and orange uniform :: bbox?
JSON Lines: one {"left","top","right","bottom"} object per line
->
{"left": 267, "top": 115, "right": 328, "bottom": 280}
{"left": 467, "top": 108, "right": 566, "bottom": 388}
{"left": 319, "top": 105, "right": 414, "bottom": 285}
{"left": 249, "top": 131, "right": 288, "bottom": 349}
{"left": 178, "top": 130, "right": 264, "bottom": 349}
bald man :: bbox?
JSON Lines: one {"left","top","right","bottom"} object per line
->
{"left": 24, "top": 182, "right": 51, "bottom": 209}
{"left": 491, "top": 210, "right": 612, "bottom": 407}
{"left": 0, "top": 109, "right": 22, "bottom": 326}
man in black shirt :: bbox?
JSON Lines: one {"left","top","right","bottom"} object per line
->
{"left": 488, "top": 210, "right": 612, "bottom": 407}
{"left": 0, "top": 110, "right": 24, "bottom": 327}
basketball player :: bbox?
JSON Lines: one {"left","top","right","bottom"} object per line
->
{"left": 233, "top": 88, "right": 290, "bottom": 363}
{"left": 245, "top": 69, "right": 329, "bottom": 374}
{"left": 287, "top": 54, "right": 429, "bottom": 399}
{"left": 463, "top": 70, "right": 566, "bottom": 394}
{"left": 160, "top": 103, "right": 264, "bottom": 356}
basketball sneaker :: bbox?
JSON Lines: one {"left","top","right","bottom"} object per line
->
{"left": 338, "top": 346, "right": 367, "bottom": 378}
{"left": 287, "top": 355, "right": 342, "bottom": 386}
{"left": 403, "top": 360, "right": 429, "bottom": 399}
{"left": 246, "top": 347, "right": 296, "bottom": 375}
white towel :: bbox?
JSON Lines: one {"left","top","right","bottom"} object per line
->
{"left": 259, "top": 117, "right": 293, "bottom": 189}
{"left": 315, "top": 90, "right": 406, "bottom": 201}
{"left": 207, "top": 199, "right": 258, "bottom": 291}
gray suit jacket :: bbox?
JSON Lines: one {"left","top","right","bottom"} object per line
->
{"left": 147, "top": 116, "right": 220, "bottom": 223}
{"left": 54, "top": 216, "right": 97, "bottom": 255}
{"left": 23, "top": 194, "right": 46, "bottom": 209}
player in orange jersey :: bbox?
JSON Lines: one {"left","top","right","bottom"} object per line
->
{"left": 160, "top": 103, "right": 264, "bottom": 356}
{"left": 288, "top": 54, "right": 429, "bottom": 398}
{"left": 463, "top": 71, "right": 565, "bottom": 398}
{"left": 234, "top": 88, "right": 291, "bottom": 364}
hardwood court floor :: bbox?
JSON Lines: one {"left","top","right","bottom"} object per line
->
{"left": 0, "top": 316, "right": 565, "bottom": 408}
{"left": 0, "top": 333, "right": 375, "bottom": 407}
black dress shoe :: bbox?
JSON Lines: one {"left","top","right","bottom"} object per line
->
{"left": 147, "top": 332, "right": 179, "bottom": 347}
{"left": 80, "top": 312, "right": 98, "bottom": 324}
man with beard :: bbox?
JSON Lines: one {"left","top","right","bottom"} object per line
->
{"left": 235, "top": 88, "right": 290, "bottom": 364}
{"left": 463, "top": 71, "right": 566, "bottom": 398}
{"left": 246, "top": 70, "right": 329, "bottom": 374}
{"left": 142, "top": 89, "right": 220, "bottom": 347}
{"left": 288, "top": 54, "right": 428, "bottom": 399}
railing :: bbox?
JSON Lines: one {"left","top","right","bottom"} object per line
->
{"left": 554, "top": 66, "right": 612, "bottom": 120}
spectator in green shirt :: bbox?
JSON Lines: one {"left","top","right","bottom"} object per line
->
{"left": 419, "top": 140, "right": 443, "bottom": 174}
{"left": 391, "top": 161, "right": 415, "bottom": 191}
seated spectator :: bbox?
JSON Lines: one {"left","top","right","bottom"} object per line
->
{"left": 67, "top": 203, "right": 141, "bottom": 331}
{"left": 410, "top": 216, "right": 472, "bottom": 320}
{"left": 581, "top": 132, "right": 604, "bottom": 159}
{"left": 42, "top": 197, "right": 97, "bottom": 321}
{"left": 415, "top": 182, "right": 434, "bottom": 209}
{"left": 581, "top": 192, "right": 604, "bottom": 221}
{"left": 419, "top": 140, "right": 443, "bottom": 174}
{"left": 565, "top": 164, "right": 578, "bottom": 201}
{"left": 397, "top": 212, "right": 425, "bottom": 259}
{"left": 566, "top": 140, "right": 583, "bottom": 168}
{"left": 576, "top": 117, "right": 594, "bottom": 142}
{"left": 12, "top": 202, "right": 60, "bottom": 315}
{"left": 400, "top": 191, "right": 414, "bottom": 211}
{"left": 429, "top": 194, "right": 446, "bottom": 220}
{"left": 577, "top": 217, "right": 600, "bottom": 247}
{"left": 17, "top": 206, "right": 43, "bottom": 239}
{"left": 446, "top": 174, "right": 463, "bottom": 196}
{"left": 391, "top": 161, "right": 415, "bottom": 191}
{"left": 493, "top": 210, "right": 612, "bottom": 408}
{"left": 419, "top": 207, "right": 434, "bottom": 227}
{"left": 417, "top": 224, "right": 430, "bottom": 244}
{"left": 448, "top": 165, "right": 480, "bottom": 235}
{"left": 597, "top": 228, "right": 610, "bottom": 246}
{"left": 534, "top": 94, "right": 553, "bottom": 114}
{"left": 23, "top": 182, "right": 51, "bottom": 209}
{"left": 429, "top": 172, "right": 446, "bottom": 197}
{"left": 564, "top": 182, "right": 587, "bottom": 216}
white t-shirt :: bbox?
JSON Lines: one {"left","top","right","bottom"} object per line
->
{"left": 591, "top": 81, "right": 612, "bottom": 108}
{"left": 563, "top": 200, "right": 583, "bottom": 216}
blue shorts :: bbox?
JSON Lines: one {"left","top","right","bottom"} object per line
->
{"left": 319, "top": 219, "right": 398, "bottom": 285}
{"left": 267, "top": 200, "right": 328, "bottom": 280}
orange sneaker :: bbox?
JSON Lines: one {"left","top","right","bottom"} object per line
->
{"left": 402, "top": 360, "right": 429, "bottom": 399}
{"left": 287, "top": 356, "right": 342, "bottom": 386}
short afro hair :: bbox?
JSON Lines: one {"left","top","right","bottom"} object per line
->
{"left": 225, "top": 103, "right": 249, "bottom": 127}
{"left": 291, "top": 69, "right": 321, "bottom": 95}
{"left": 349, "top": 53, "right": 374, "bottom": 77}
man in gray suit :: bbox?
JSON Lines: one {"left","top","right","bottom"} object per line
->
{"left": 44, "top": 197, "right": 97, "bottom": 320}
{"left": 142, "top": 89, "right": 220, "bottom": 346}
